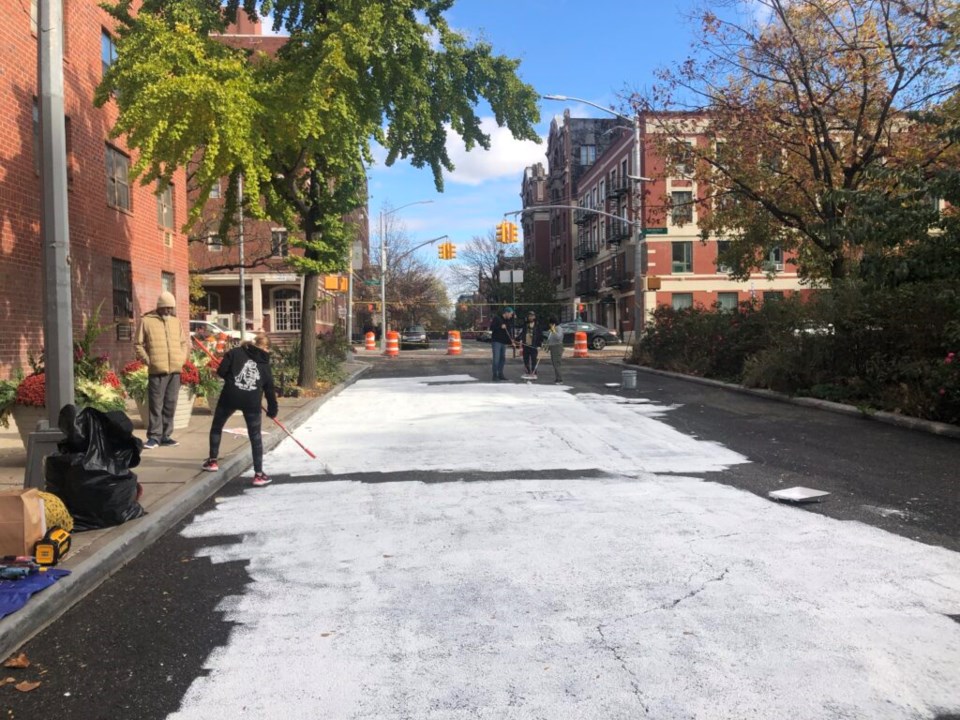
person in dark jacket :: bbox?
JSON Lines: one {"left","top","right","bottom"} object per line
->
{"left": 489, "top": 306, "right": 517, "bottom": 381}
{"left": 201, "top": 334, "right": 279, "bottom": 487}
{"left": 519, "top": 311, "right": 545, "bottom": 378}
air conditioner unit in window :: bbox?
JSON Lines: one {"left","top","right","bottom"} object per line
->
{"left": 163, "top": 231, "right": 174, "bottom": 247}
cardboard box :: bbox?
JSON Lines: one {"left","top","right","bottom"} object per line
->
{"left": 0, "top": 489, "right": 47, "bottom": 557}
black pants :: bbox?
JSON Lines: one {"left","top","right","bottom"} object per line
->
{"left": 522, "top": 346, "right": 539, "bottom": 373}
{"left": 209, "top": 402, "right": 265, "bottom": 474}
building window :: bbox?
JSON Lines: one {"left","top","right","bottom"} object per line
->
{"left": 672, "top": 241, "right": 693, "bottom": 274}
{"left": 201, "top": 292, "right": 221, "bottom": 315}
{"left": 671, "top": 191, "right": 694, "bottom": 225}
{"left": 30, "top": 0, "right": 37, "bottom": 33}
{"left": 716, "top": 240, "right": 732, "bottom": 273}
{"left": 271, "top": 229, "right": 289, "bottom": 257}
{"left": 101, "top": 30, "right": 117, "bottom": 77}
{"left": 157, "top": 183, "right": 174, "bottom": 229}
{"left": 763, "top": 246, "right": 783, "bottom": 272}
{"left": 206, "top": 234, "right": 223, "bottom": 252}
{"left": 161, "top": 272, "right": 175, "bottom": 297}
{"left": 717, "top": 292, "right": 739, "bottom": 311}
{"left": 33, "top": 103, "right": 73, "bottom": 184}
{"left": 273, "top": 288, "right": 301, "bottom": 332}
{"left": 677, "top": 141, "right": 695, "bottom": 177}
{"left": 580, "top": 145, "right": 596, "bottom": 166}
{"left": 112, "top": 259, "right": 133, "bottom": 340}
{"left": 672, "top": 293, "right": 693, "bottom": 310}
{"left": 209, "top": 180, "right": 221, "bottom": 199}
{"left": 106, "top": 145, "right": 131, "bottom": 211}
{"left": 763, "top": 291, "right": 784, "bottom": 302}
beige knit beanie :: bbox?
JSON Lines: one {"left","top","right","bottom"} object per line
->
{"left": 157, "top": 291, "right": 176, "bottom": 309}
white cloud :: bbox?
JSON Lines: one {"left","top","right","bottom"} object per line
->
{"left": 446, "top": 118, "right": 545, "bottom": 186}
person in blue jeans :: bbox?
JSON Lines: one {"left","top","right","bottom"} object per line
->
{"left": 489, "top": 307, "right": 517, "bottom": 381}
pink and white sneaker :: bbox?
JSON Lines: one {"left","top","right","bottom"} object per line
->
{"left": 252, "top": 472, "right": 272, "bottom": 487}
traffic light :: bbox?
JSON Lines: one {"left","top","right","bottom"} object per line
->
{"left": 507, "top": 222, "right": 518, "bottom": 243}
{"left": 448, "top": 243, "right": 456, "bottom": 259}
{"left": 438, "top": 244, "right": 447, "bottom": 260}
{"left": 495, "top": 221, "right": 506, "bottom": 243}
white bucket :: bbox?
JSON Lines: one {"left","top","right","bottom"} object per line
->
{"left": 621, "top": 369, "right": 638, "bottom": 390}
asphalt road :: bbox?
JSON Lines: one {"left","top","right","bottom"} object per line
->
{"left": 2, "top": 354, "right": 957, "bottom": 719}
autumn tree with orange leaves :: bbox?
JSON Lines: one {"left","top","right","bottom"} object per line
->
{"left": 640, "top": 0, "right": 960, "bottom": 283}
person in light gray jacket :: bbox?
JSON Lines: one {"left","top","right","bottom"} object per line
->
{"left": 545, "top": 317, "right": 565, "bottom": 384}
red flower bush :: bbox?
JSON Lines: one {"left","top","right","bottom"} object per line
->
{"left": 103, "top": 371, "right": 122, "bottom": 390}
{"left": 122, "top": 360, "right": 146, "bottom": 376}
{"left": 15, "top": 374, "right": 46, "bottom": 407}
{"left": 180, "top": 361, "right": 201, "bottom": 388}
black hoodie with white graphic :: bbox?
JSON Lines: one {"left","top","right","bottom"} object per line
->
{"left": 216, "top": 344, "right": 278, "bottom": 416}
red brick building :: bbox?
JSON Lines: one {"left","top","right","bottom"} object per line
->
{"left": 567, "top": 111, "right": 806, "bottom": 339}
{"left": 0, "top": 0, "right": 190, "bottom": 379}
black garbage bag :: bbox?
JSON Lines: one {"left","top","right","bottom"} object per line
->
{"left": 44, "top": 405, "right": 145, "bottom": 531}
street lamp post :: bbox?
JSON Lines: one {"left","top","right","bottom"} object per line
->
{"left": 379, "top": 200, "right": 433, "bottom": 351}
{"left": 542, "top": 95, "right": 650, "bottom": 341}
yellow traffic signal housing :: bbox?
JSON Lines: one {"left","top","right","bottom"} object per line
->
{"left": 508, "top": 222, "right": 518, "bottom": 243}
{"left": 438, "top": 244, "right": 447, "bottom": 260}
{"left": 449, "top": 243, "right": 456, "bottom": 259}
{"left": 495, "top": 221, "right": 505, "bottom": 243}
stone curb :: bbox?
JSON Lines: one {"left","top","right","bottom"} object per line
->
{"left": 616, "top": 362, "right": 960, "bottom": 440}
{"left": 0, "top": 362, "right": 370, "bottom": 660}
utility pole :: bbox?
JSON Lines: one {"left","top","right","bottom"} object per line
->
{"left": 26, "top": 0, "right": 73, "bottom": 487}
{"left": 238, "top": 174, "right": 246, "bottom": 342}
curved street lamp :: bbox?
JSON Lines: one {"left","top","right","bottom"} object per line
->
{"left": 380, "top": 200, "right": 434, "bottom": 351}
{"left": 542, "top": 94, "right": 651, "bottom": 339}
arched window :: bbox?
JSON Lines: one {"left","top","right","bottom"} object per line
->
{"left": 272, "top": 288, "right": 301, "bottom": 332}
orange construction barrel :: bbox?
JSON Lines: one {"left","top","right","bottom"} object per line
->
{"left": 365, "top": 332, "right": 376, "bottom": 351}
{"left": 447, "top": 330, "right": 462, "bottom": 355}
{"left": 573, "top": 331, "right": 589, "bottom": 358}
{"left": 385, "top": 330, "right": 400, "bottom": 357}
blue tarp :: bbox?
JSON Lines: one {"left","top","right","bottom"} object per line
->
{"left": 0, "top": 569, "right": 71, "bottom": 620}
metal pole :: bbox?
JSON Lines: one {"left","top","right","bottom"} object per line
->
{"left": 379, "top": 210, "right": 387, "bottom": 352}
{"left": 632, "top": 113, "right": 644, "bottom": 343}
{"left": 238, "top": 174, "right": 246, "bottom": 342}
{"left": 346, "top": 242, "right": 354, "bottom": 346}
{"left": 27, "top": 0, "right": 72, "bottom": 487}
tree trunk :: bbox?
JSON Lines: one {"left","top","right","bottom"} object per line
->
{"left": 298, "top": 272, "right": 319, "bottom": 386}
{"left": 830, "top": 253, "right": 847, "bottom": 280}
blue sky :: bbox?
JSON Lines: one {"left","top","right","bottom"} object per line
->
{"left": 365, "top": 0, "right": 712, "bottom": 290}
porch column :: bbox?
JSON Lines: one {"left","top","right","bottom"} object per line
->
{"left": 252, "top": 276, "right": 263, "bottom": 330}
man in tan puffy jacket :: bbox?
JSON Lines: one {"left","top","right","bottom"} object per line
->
{"left": 135, "top": 292, "right": 187, "bottom": 449}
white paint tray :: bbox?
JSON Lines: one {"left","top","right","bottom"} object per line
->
{"left": 768, "top": 486, "right": 830, "bottom": 503}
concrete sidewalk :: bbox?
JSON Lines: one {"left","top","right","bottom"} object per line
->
{"left": 0, "top": 362, "right": 368, "bottom": 659}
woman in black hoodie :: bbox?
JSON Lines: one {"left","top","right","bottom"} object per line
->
{"left": 202, "top": 334, "right": 279, "bottom": 486}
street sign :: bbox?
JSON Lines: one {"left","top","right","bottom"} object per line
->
{"left": 337, "top": 306, "right": 347, "bottom": 319}
{"left": 351, "top": 242, "right": 363, "bottom": 269}
{"left": 363, "top": 279, "right": 379, "bottom": 286}
{"left": 644, "top": 228, "right": 668, "bottom": 235}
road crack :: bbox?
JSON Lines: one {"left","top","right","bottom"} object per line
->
{"left": 645, "top": 568, "right": 730, "bottom": 614}
{"left": 595, "top": 624, "right": 650, "bottom": 715}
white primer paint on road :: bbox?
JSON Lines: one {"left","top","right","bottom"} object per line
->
{"left": 261, "top": 375, "right": 748, "bottom": 476}
{"left": 169, "top": 377, "right": 960, "bottom": 719}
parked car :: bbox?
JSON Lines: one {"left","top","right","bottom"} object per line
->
{"left": 400, "top": 325, "right": 430, "bottom": 349}
{"left": 189, "top": 320, "right": 243, "bottom": 341}
{"left": 476, "top": 330, "right": 492, "bottom": 343}
{"left": 556, "top": 321, "right": 621, "bottom": 350}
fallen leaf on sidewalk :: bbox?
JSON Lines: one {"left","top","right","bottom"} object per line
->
{"left": 3, "top": 654, "right": 29, "bottom": 669}
{"left": 0, "top": 677, "right": 16, "bottom": 686}
{"left": 14, "top": 681, "right": 40, "bottom": 692}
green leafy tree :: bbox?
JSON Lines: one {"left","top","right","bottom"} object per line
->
{"left": 97, "top": 0, "right": 540, "bottom": 384}
{"left": 643, "top": 0, "right": 956, "bottom": 282}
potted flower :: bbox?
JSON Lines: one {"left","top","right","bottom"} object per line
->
{"left": 11, "top": 372, "right": 47, "bottom": 449}
{"left": 191, "top": 351, "right": 223, "bottom": 412}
